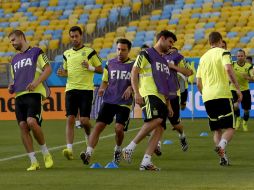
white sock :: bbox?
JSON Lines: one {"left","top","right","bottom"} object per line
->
{"left": 126, "top": 141, "right": 137, "bottom": 150}
{"left": 114, "top": 145, "right": 121, "bottom": 151}
{"left": 179, "top": 131, "right": 186, "bottom": 139}
{"left": 218, "top": 139, "right": 228, "bottom": 150}
{"left": 141, "top": 154, "right": 151, "bottom": 166}
{"left": 28, "top": 152, "right": 37, "bottom": 163}
{"left": 67, "top": 144, "right": 72, "bottom": 150}
{"left": 86, "top": 146, "right": 93, "bottom": 155}
{"left": 40, "top": 144, "right": 49, "bottom": 155}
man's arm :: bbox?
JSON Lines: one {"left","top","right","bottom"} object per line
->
{"left": 224, "top": 64, "right": 242, "bottom": 102}
{"left": 131, "top": 66, "right": 143, "bottom": 106}
{"left": 196, "top": 77, "right": 203, "bottom": 94}
{"left": 168, "top": 63, "right": 193, "bottom": 76}
{"left": 26, "top": 63, "right": 52, "bottom": 91}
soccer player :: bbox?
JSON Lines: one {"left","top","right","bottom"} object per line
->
{"left": 196, "top": 32, "right": 242, "bottom": 166}
{"left": 80, "top": 38, "right": 134, "bottom": 165}
{"left": 230, "top": 50, "right": 253, "bottom": 131}
{"left": 8, "top": 30, "right": 53, "bottom": 171}
{"left": 221, "top": 40, "right": 227, "bottom": 50}
{"left": 246, "top": 56, "right": 253, "bottom": 64}
{"left": 163, "top": 47, "right": 193, "bottom": 152}
{"left": 122, "top": 30, "right": 175, "bottom": 171}
{"left": 57, "top": 26, "right": 103, "bottom": 160}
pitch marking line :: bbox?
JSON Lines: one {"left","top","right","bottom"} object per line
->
{"left": 0, "top": 127, "right": 141, "bottom": 162}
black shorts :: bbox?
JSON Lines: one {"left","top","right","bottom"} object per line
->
{"left": 180, "top": 89, "right": 188, "bottom": 105}
{"left": 65, "top": 90, "right": 93, "bottom": 117}
{"left": 231, "top": 90, "right": 251, "bottom": 110}
{"left": 204, "top": 98, "right": 234, "bottom": 131}
{"left": 15, "top": 93, "right": 42, "bottom": 126}
{"left": 142, "top": 95, "right": 168, "bottom": 129}
{"left": 96, "top": 102, "right": 130, "bottom": 129}
{"left": 168, "top": 96, "right": 180, "bottom": 125}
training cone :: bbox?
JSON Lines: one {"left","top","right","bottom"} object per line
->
{"left": 163, "top": 140, "right": 173, "bottom": 144}
{"left": 90, "top": 162, "right": 103, "bottom": 169}
{"left": 105, "top": 161, "right": 119, "bottom": 168}
{"left": 200, "top": 132, "right": 208, "bottom": 137}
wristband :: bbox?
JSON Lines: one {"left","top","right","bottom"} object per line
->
{"left": 88, "top": 65, "right": 95, "bottom": 71}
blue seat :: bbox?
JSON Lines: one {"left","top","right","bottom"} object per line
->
{"left": 0, "top": 22, "right": 9, "bottom": 28}
{"left": 65, "top": 4, "right": 75, "bottom": 10}
{"left": 28, "top": 16, "right": 38, "bottom": 22}
{"left": 10, "top": 22, "right": 19, "bottom": 28}
{"left": 150, "top": 15, "right": 160, "bottom": 20}
{"left": 227, "top": 32, "right": 238, "bottom": 39}
{"left": 240, "top": 37, "right": 251, "bottom": 44}
{"left": 231, "top": 48, "right": 240, "bottom": 55}
{"left": 97, "top": 18, "right": 107, "bottom": 29}
{"left": 63, "top": 10, "right": 73, "bottom": 16}
{"left": 85, "top": 0, "right": 95, "bottom": 5}
{"left": 126, "top": 26, "right": 137, "bottom": 32}
{"left": 232, "top": 2, "right": 241, "bottom": 6}
{"left": 55, "top": 6, "right": 65, "bottom": 11}
{"left": 44, "top": 30, "right": 54, "bottom": 35}
{"left": 204, "top": 22, "right": 215, "bottom": 29}
{"left": 24, "top": 12, "right": 33, "bottom": 17}
{"left": 182, "top": 44, "right": 192, "bottom": 51}
{"left": 30, "top": 1, "right": 40, "bottom": 7}
{"left": 191, "top": 13, "right": 201, "bottom": 19}
{"left": 25, "top": 30, "right": 34, "bottom": 36}
{"left": 247, "top": 31, "right": 254, "bottom": 38}
{"left": 40, "top": 1, "right": 49, "bottom": 7}
{"left": 120, "top": 7, "right": 131, "bottom": 18}
{"left": 46, "top": 6, "right": 56, "bottom": 11}
{"left": 40, "top": 20, "right": 50, "bottom": 26}
{"left": 59, "top": 15, "right": 69, "bottom": 20}
{"left": 169, "top": 18, "right": 179, "bottom": 25}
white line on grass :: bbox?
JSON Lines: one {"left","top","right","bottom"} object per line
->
{"left": 0, "top": 127, "right": 141, "bottom": 162}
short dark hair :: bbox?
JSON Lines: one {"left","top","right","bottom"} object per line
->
{"left": 116, "top": 38, "right": 132, "bottom": 50}
{"left": 69, "top": 26, "right": 82, "bottom": 35}
{"left": 156, "top": 30, "right": 177, "bottom": 42}
{"left": 209, "top": 32, "right": 222, "bottom": 45}
{"left": 141, "top": 44, "right": 150, "bottom": 49}
{"left": 246, "top": 56, "right": 253, "bottom": 62}
{"left": 8, "top": 30, "right": 26, "bottom": 41}
{"left": 237, "top": 49, "right": 246, "bottom": 55}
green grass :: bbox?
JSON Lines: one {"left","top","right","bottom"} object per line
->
{"left": 0, "top": 119, "right": 254, "bottom": 190}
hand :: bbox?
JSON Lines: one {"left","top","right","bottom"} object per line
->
{"left": 57, "top": 68, "right": 65, "bottom": 76}
{"left": 82, "top": 60, "right": 89, "bottom": 69}
{"left": 122, "top": 86, "right": 132, "bottom": 100}
{"left": 134, "top": 93, "right": 143, "bottom": 106}
{"left": 26, "top": 81, "right": 39, "bottom": 92}
{"left": 168, "top": 105, "right": 174, "bottom": 118}
{"left": 236, "top": 90, "right": 243, "bottom": 103}
{"left": 8, "top": 83, "right": 14, "bottom": 94}
{"left": 98, "top": 88, "right": 105, "bottom": 97}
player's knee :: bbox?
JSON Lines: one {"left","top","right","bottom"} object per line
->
{"left": 243, "top": 111, "right": 249, "bottom": 121}
{"left": 26, "top": 117, "right": 38, "bottom": 128}
{"left": 80, "top": 117, "right": 90, "bottom": 127}
{"left": 19, "top": 121, "right": 29, "bottom": 132}
{"left": 115, "top": 124, "right": 124, "bottom": 134}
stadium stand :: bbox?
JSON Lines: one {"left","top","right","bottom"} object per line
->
{"left": 0, "top": 0, "right": 253, "bottom": 64}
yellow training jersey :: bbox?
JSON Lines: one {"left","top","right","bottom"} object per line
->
{"left": 230, "top": 61, "right": 253, "bottom": 91}
{"left": 134, "top": 51, "right": 166, "bottom": 103}
{"left": 63, "top": 46, "right": 102, "bottom": 91}
{"left": 196, "top": 47, "right": 232, "bottom": 102}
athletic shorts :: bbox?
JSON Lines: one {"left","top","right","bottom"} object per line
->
{"left": 180, "top": 89, "right": 188, "bottom": 105}
{"left": 168, "top": 96, "right": 180, "bottom": 125}
{"left": 15, "top": 93, "right": 42, "bottom": 126}
{"left": 142, "top": 95, "right": 168, "bottom": 129}
{"left": 65, "top": 90, "right": 93, "bottom": 117}
{"left": 96, "top": 102, "right": 130, "bottom": 130}
{"left": 231, "top": 90, "right": 251, "bottom": 110}
{"left": 204, "top": 98, "right": 234, "bottom": 131}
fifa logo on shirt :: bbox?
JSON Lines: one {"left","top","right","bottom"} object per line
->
{"left": 110, "top": 70, "right": 131, "bottom": 80}
{"left": 156, "top": 62, "right": 170, "bottom": 74}
{"left": 13, "top": 58, "right": 32, "bottom": 72}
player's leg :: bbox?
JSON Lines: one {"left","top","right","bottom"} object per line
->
{"left": 231, "top": 90, "right": 241, "bottom": 130}
{"left": 241, "top": 90, "right": 251, "bottom": 132}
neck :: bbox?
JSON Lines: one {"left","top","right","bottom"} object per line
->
{"left": 238, "top": 61, "right": 245, "bottom": 66}
{"left": 154, "top": 44, "right": 163, "bottom": 55}
{"left": 73, "top": 43, "right": 83, "bottom": 50}
{"left": 20, "top": 43, "right": 30, "bottom": 53}
{"left": 210, "top": 42, "right": 221, "bottom": 49}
